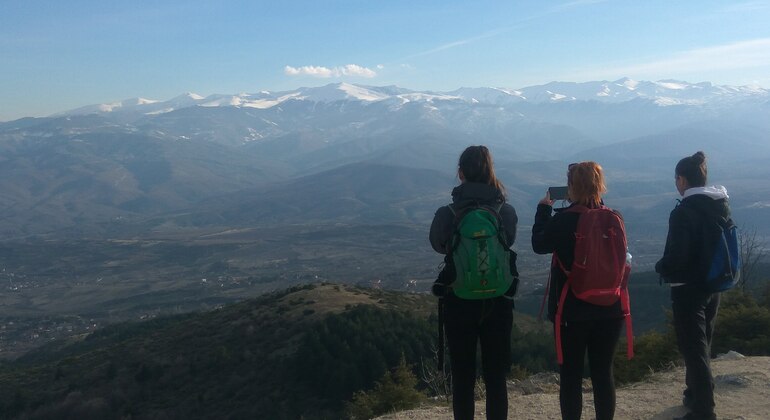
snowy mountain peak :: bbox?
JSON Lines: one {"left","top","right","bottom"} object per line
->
{"left": 292, "top": 83, "right": 391, "bottom": 102}
{"left": 51, "top": 79, "right": 770, "bottom": 118}
{"left": 183, "top": 92, "right": 204, "bottom": 100}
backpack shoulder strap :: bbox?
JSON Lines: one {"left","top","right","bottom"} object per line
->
{"left": 565, "top": 204, "right": 588, "bottom": 214}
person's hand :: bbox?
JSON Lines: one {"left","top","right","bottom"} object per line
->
{"left": 432, "top": 282, "right": 449, "bottom": 297}
{"left": 539, "top": 190, "right": 554, "bottom": 206}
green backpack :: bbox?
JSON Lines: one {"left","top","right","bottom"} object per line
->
{"left": 448, "top": 203, "right": 515, "bottom": 299}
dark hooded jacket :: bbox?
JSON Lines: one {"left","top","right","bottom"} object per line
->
{"left": 656, "top": 186, "right": 732, "bottom": 285}
{"left": 429, "top": 182, "right": 517, "bottom": 254}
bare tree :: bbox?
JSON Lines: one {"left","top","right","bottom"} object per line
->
{"left": 419, "top": 345, "right": 451, "bottom": 403}
{"left": 739, "top": 226, "right": 767, "bottom": 290}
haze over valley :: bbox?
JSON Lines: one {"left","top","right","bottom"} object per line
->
{"left": 1, "top": 78, "right": 769, "bottom": 357}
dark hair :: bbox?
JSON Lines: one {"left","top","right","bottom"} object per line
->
{"left": 567, "top": 161, "right": 606, "bottom": 207}
{"left": 458, "top": 145, "right": 506, "bottom": 197}
{"left": 675, "top": 151, "right": 707, "bottom": 187}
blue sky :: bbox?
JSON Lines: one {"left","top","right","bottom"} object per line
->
{"left": 2, "top": 0, "right": 770, "bottom": 121}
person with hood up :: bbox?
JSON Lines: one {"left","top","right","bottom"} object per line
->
{"left": 656, "top": 151, "right": 730, "bottom": 420}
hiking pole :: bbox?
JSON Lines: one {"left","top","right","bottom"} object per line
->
{"left": 437, "top": 298, "right": 444, "bottom": 372}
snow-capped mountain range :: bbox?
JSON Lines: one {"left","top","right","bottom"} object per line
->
{"left": 2, "top": 77, "right": 770, "bottom": 240}
{"left": 53, "top": 78, "right": 769, "bottom": 117}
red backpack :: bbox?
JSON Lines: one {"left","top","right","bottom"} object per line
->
{"left": 544, "top": 205, "right": 634, "bottom": 364}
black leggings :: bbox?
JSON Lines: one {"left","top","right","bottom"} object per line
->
{"left": 444, "top": 295, "right": 513, "bottom": 420}
{"left": 672, "top": 284, "right": 720, "bottom": 418}
{"left": 559, "top": 317, "right": 623, "bottom": 420}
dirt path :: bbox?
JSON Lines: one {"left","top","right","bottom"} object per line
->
{"left": 378, "top": 354, "right": 770, "bottom": 420}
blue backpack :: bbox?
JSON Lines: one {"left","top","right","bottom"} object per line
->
{"left": 703, "top": 216, "right": 741, "bottom": 292}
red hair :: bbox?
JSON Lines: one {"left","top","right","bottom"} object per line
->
{"left": 568, "top": 162, "right": 606, "bottom": 207}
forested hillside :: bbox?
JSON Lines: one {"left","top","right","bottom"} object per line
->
{"left": 1, "top": 277, "right": 768, "bottom": 420}
{"left": 0, "top": 283, "right": 549, "bottom": 419}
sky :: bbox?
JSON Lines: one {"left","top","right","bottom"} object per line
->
{"left": 2, "top": 0, "right": 770, "bottom": 121}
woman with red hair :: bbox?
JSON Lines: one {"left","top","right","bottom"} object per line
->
{"left": 531, "top": 162, "right": 626, "bottom": 420}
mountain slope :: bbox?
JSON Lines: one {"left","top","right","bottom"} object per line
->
{"left": 0, "top": 282, "right": 547, "bottom": 419}
{"left": 0, "top": 284, "right": 438, "bottom": 419}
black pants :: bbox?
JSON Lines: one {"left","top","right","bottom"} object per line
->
{"left": 559, "top": 317, "right": 623, "bottom": 420}
{"left": 444, "top": 295, "right": 512, "bottom": 420}
{"left": 672, "top": 285, "right": 720, "bottom": 419}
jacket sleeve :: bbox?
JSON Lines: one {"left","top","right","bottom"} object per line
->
{"left": 655, "top": 207, "right": 694, "bottom": 282}
{"left": 500, "top": 203, "right": 518, "bottom": 247}
{"left": 429, "top": 206, "right": 454, "bottom": 254}
{"left": 531, "top": 203, "right": 555, "bottom": 254}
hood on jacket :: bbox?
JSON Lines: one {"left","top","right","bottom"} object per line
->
{"left": 683, "top": 185, "right": 729, "bottom": 200}
{"left": 451, "top": 182, "right": 504, "bottom": 205}
{"left": 681, "top": 185, "right": 731, "bottom": 219}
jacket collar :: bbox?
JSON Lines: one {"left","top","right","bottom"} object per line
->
{"left": 451, "top": 182, "right": 504, "bottom": 204}
{"left": 682, "top": 185, "right": 729, "bottom": 200}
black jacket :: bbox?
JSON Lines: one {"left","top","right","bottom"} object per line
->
{"left": 531, "top": 203, "right": 624, "bottom": 323}
{"left": 429, "top": 182, "right": 517, "bottom": 254}
{"left": 655, "top": 189, "right": 732, "bottom": 285}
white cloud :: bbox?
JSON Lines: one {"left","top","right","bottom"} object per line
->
{"left": 284, "top": 65, "right": 334, "bottom": 78}
{"left": 340, "top": 64, "right": 376, "bottom": 78}
{"left": 284, "top": 64, "right": 377, "bottom": 78}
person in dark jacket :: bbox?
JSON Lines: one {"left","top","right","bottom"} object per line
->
{"left": 429, "top": 145, "right": 517, "bottom": 420}
{"left": 531, "top": 161, "right": 625, "bottom": 420}
{"left": 656, "top": 151, "right": 729, "bottom": 420}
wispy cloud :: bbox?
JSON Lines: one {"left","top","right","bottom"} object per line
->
{"left": 284, "top": 64, "right": 377, "bottom": 78}
{"left": 401, "top": 28, "right": 514, "bottom": 61}
{"left": 551, "top": 0, "right": 609, "bottom": 12}
{"left": 573, "top": 38, "right": 770, "bottom": 80}
{"left": 720, "top": 1, "right": 770, "bottom": 13}
{"left": 399, "top": 0, "right": 606, "bottom": 61}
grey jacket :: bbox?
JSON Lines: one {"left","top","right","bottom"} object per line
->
{"left": 429, "top": 182, "right": 518, "bottom": 254}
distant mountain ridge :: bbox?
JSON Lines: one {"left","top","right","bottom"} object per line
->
{"left": 1, "top": 78, "right": 769, "bottom": 240}
{"left": 48, "top": 78, "right": 769, "bottom": 119}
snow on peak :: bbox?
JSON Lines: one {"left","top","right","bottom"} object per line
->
{"left": 448, "top": 87, "right": 526, "bottom": 104}
{"left": 292, "top": 83, "right": 391, "bottom": 102}
{"left": 546, "top": 91, "right": 573, "bottom": 101}
{"left": 338, "top": 83, "right": 391, "bottom": 101}
{"left": 614, "top": 77, "right": 639, "bottom": 90}
{"left": 49, "top": 79, "right": 770, "bottom": 117}
{"left": 655, "top": 80, "right": 688, "bottom": 90}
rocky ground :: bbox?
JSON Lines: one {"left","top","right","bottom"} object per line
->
{"left": 377, "top": 353, "right": 770, "bottom": 420}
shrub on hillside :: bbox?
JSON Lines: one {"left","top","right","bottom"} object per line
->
{"left": 614, "top": 329, "right": 678, "bottom": 384}
{"left": 712, "top": 289, "right": 770, "bottom": 356}
{"left": 345, "top": 357, "right": 424, "bottom": 420}
{"left": 292, "top": 305, "right": 433, "bottom": 411}
{"left": 509, "top": 324, "right": 556, "bottom": 375}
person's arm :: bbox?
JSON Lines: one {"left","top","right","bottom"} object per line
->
{"left": 531, "top": 191, "right": 556, "bottom": 255}
{"left": 500, "top": 203, "right": 518, "bottom": 247}
{"left": 429, "top": 206, "right": 453, "bottom": 254}
{"left": 655, "top": 208, "right": 693, "bottom": 282}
